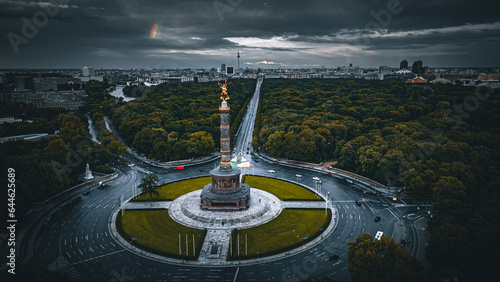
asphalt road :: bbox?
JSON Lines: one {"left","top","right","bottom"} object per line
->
{"left": 20, "top": 79, "right": 425, "bottom": 281}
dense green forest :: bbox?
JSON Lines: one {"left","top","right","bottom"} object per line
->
{"left": 109, "top": 79, "right": 255, "bottom": 161}
{"left": 254, "top": 78, "right": 500, "bottom": 281}
{"left": 0, "top": 81, "right": 120, "bottom": 220}
{"left": 0, "top": 79, "right": 254, "bottom": 221}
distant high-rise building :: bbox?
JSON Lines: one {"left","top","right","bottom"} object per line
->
{"left": 400, "top": 60, "right": 408, "bottom": 70}
{"left": 34, "top": 78, "right": 58, "bottom": 92}
{"left": 237, "top": 50, "right": 240, "bottom": 71}
{"left": 379, "top": 66, "right": 392, "bottom": 75}
{"left": 15, "top": 76, "right": 33, "bottom": 91}
{"left": 82, "top": 66, "right": 95, "bottom": 77}
{"left": 412, "top": 60, "right": 423, "bottom": 74}
{"left": 221, "top": 64, "right": 226, "bottom": 73}
{"left": 226, "top": 66, "right": 234, "bottom": 74}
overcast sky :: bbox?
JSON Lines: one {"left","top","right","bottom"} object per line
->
{"left": 1, "top": 0, "right": 499, "bottom": 69}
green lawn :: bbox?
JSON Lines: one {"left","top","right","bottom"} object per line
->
{"left": 229, "top": 209, "right": 330, "bottom": 259}
{"left": 132, "top": 176, "right": 211, "bottom": 201}
{"left": 117, "top": 210, "right": 205, "bottom": 259}
{"left": 243, "top": 175, "right": 321, "bottom": 200}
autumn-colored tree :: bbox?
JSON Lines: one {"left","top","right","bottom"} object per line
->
{"left": 347, "top": 233, "right": 414, "bottom": 282}
{"left": 106, "top": 139, "right": 128, "bottom": 157}
{"left": 132, "top": 127, "right": 165, "bottom": 156}
{"left": 186, "top": 131, "right": 216, "bottom": 157}
{"left": 432, "top": 176, "right": 466, "bottom": 211}
{"left": 265, "top": 130, "right": 286, "bottom": 157}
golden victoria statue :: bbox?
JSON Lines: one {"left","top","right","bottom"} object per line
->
{"left": 218, "top": 79, "right": 231, "bottom": 101}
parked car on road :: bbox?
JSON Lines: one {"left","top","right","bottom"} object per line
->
{"left": 296, "top": 174, "right": 302, "bottom": 178}
{"left": 312, "top": 177, "right": 320, "bottom": 181}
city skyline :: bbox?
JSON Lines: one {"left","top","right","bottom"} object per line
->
{"left": 1, "top": 0, "right": 499, "bottom": 69}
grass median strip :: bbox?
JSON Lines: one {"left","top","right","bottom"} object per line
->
{"left": 243, "top": 175, "right": 321, "bottom": 200}
{"left": 117, "top": 209, "right": 205, "bottom": 260}
{"left": 132, "top": 176, "right": 211, "bottom": 201}
{"left": 228, "top": 209, "right": 330, "bottom": 260}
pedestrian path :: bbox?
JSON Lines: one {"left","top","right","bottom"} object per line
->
{"left": 124, "top": 201, "right": 172, "bottom": 210}
{"left": 282, "top": 201, "right": 326, "bottom": 209}
{"left": 197, "top": 229, "right": 232, "bottom": 264}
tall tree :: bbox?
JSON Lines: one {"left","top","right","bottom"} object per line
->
{"left": 432, "top": 176, "right": 466, "bottom": 211}
{"left": 138, "top": 175, "right": 159, "bottom": 202}
{"left": 348, "top": 233, "right": 414, "bottom": 282}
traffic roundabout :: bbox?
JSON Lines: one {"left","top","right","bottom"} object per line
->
{"left": 109, "top": 176, "right": 338, "bottom": 266}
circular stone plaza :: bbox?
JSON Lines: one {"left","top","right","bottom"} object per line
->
{"left": 108, "top": 80, "right": 338, "bottom": 265}
{"left": 110, "top": 178, "right": 337, "bottom": 266}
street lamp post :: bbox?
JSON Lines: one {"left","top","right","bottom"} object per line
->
{"left": 326, "top": 191, "right": 330, "bottom": 215}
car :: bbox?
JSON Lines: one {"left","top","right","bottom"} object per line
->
{"left": 175, "top": 166, "right": 185, "bottom": 170}
{"left": 329, "top": 254, "right": 339, "bottom": 261}
{"left": 296, "top": 174, "right": 302, "bottom": 178}
{"left": 326, "top": 173, "right": 332, "bottom": 176}
{"left": 374, "top": 216, "right": 381, "bottom": 222}
{"left": 400, "top": 238, "right": 407, "bottom": 246}
{"left": 312, "top": 177, "right": 320, "bottom": 181}
{"left": 268, "top": 170, "right": 275, "bottom": 173}
{"left": 83, "top": 190, "right": 90, "bottom": 195}
{"left": 355, "top": 200, "right": 361, "bottom": 206}
{"left": 272, "top": 162, "right": 278, "bottom": 165}
{"left": 254, "top": 159, "right": 259, "bottom": 163}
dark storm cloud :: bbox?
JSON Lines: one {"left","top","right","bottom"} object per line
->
{"left": 1, "top": 0, "right": 499, "bottom": 68}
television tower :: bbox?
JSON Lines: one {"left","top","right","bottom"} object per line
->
{"left": 237, "top": 50, "right": 240, "bottom": 72}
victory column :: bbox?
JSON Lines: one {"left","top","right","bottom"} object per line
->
{"left": 200, "top": 79, "right": 251, "bottom": 211}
